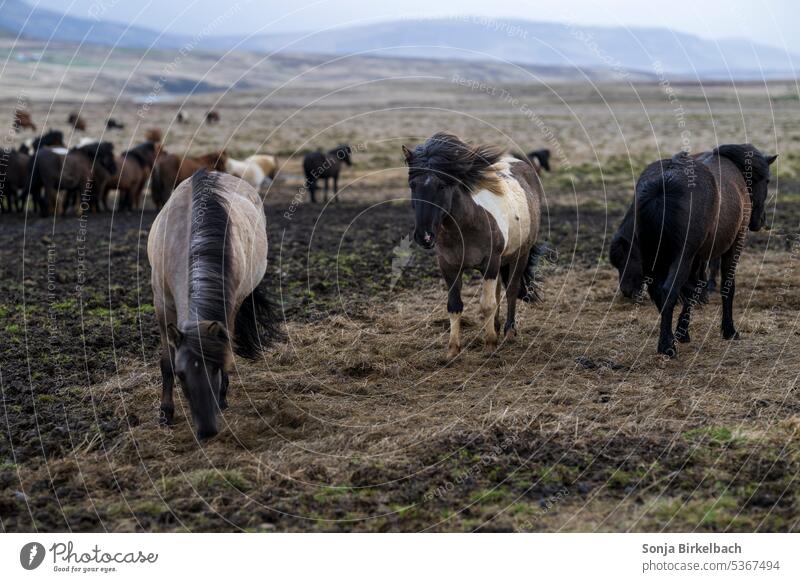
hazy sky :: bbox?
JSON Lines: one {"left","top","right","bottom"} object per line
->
{"left": 30, "top": 0, "right": 800, "bottom": 53}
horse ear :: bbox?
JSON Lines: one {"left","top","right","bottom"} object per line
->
{"left": 207, "top": 321, "right": 229, "bottom": 341}
{"left": 767, "top": 154, "right": 778, "bottom": 165}
{"left": 402, "top": 145, "right": 413, "bottom": 164}
{"left": 167, "top": 323, "right": 183, "bottom": 348}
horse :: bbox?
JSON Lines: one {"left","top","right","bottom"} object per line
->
{"left": 206, "top": 111, "right": 220, "bottom": 124}
{"left": 610, "top": 202, "right": 721, "bottom": 300}
{"left": 176, "top": 111, "right": 191, "bottom": 124}
{"left": 150, "top": 150, "right": 228, "bottom": 209}
{"left": 303, "top": 145, "right": 352, "bottom": 203}
{"left": 145, "top": 128, "right": 163, "bottom": 143}
{"left": 527, "top": 149, "right": 551, "bottom": 173}
{"left": 635, "top": 145, "right": 777, "bottom": 357}
{"left": 0, "top": 148, "right": 30, "bottom": 212}
{"left": 102, "top": 141, "right": 157, "bottom": 211}
{"left": 225, "top": 154, "right": 279, "bottom": 190}
{"left": 29, "top": 142, "right": 117, "bottom": 216}
{"left": 68, "top": 112, "right": 87, "bottom": 132}
{"left": 147, "top": 170, "right": 282, "bottom": 439}
{"left": 13, "top": 110, "right": 36, "bottom": 132}
{"left": 106, "top": 118, "right": 125, "bottom": 130}
{"left": 403, "top": 132, "right": 543, "bottom": 357}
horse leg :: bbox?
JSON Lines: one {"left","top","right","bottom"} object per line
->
{"left": 159, "top": 348, "right": 175, "bottom": 425}
{"left": 708, "top": 257, "right": 720, "bottom": 293}
{"left": 323, "top": 178, "right": 329, "bottom": 202}
{"left": 720, "top": 245, "right": 741, "bottom": 340}
{"left": 480, "top": 275, "right": 500, "bottom": 352}
{"left": 333, "top": 175, "right": 339, "bottom": 202}
{"left": 656, "top": 259, "right": 694, "bottom": 357}
{"left": 442, "top": 265, "right": 463, "bottom": 359}
{"left": 503, "top": 256, "right": 526, "bottom": 341}
{"left": 676, "top": 258, "right": 705, "bottom": 343}
{"left": 219, "top": 371, "right": 229, "bottom": 410}
{"left": 308, "top": 180, "right": 317, "bottom": 203}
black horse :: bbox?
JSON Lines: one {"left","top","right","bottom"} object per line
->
{"left": 302, "top": 144, "right": 352, "bottom": 203}
{"left": 635, "top": 146, "right": 776, "bottom": 357}
{"left": 527, "top": 149, "right": 551, "bottom": 173}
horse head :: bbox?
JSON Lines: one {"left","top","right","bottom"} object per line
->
{"left": 715, "top": 144, "right": 778, "bottom": 232}
{"left": 333, "top": 144, "right": 353, "bottom": 166}
{"left": 167, "top": 320, "right": 232, "bottom": 440}
{"left": 403, "top": 133, "right": 502, "bottom": 250}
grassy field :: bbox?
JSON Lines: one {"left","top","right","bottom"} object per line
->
{"left": 1, "top": 78, "right": 799, "bottom": 532}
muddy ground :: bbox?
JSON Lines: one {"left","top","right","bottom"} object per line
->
{"left": 1, "top": 82, "right": 800, "bottom": 531}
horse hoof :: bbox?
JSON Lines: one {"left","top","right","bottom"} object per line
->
{"left": 485, "top": 341, "right": 497, "bottom": 353}
{"left": 504, "top": 328, "right": 517, "bottom": 342}
{"left": 723, "top": 331, "right": 740, "bottom": 340}
{"left": 446, "top": 346, "right": 461, "bottom": 359}
{"left": 676, "top": 332, "right": 691, "bottom": 343}
{"left": 158, "top": 410, "right": 174, "bottom": 426}
{"left": 658, "top": 345, "right": 677, "bottom": 359}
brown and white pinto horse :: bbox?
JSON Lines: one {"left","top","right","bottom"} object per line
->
{"left": 403, "top": 133, "right": 543, "bottom": 358}
{"left": 147, "top": 170, "right": 282, "bottom": 439}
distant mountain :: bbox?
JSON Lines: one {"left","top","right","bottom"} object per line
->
{"left": 1, "top": 1, "right": 797, "bottom": 79}
{"left": 215, "top": 19, "right": 798, "bottom": 79}
{"left": 0, "top": 0, "right": 189, "bottom": 49}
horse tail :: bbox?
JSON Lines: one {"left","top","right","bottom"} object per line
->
{"left": 518, "top": 243, "right": 551, "bottom": 303}
{"left": 635, "top": 156, "right": 690, "bottom": 263}
{"left": 233, "top": 277, "right": 285, "bottom": 359}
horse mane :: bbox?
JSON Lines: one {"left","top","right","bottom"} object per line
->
{"left": 185, "top": 170, "right": 233, "bottom": 366}
{"left": 713, "top": 143, "right": 770, "bottom": 190}
{"left": 407, "top": 132, "right": 504, "bottom": 194}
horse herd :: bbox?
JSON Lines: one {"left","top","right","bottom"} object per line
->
{"left": 148, "top": 131, "right": 773, "bottom": 440}
{"left": 1, "top": 113, "right": 777, "bottom": 439}
{"left": 0, "top": 125, "right": 280, "bottom": 216}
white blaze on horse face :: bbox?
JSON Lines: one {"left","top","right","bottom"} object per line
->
{"left": 471, "top": 158, "right": 532, "bottom": 257}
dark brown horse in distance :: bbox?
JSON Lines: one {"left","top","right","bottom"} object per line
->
{"left": 103, "top": 141, "right": 158, "bottom": 211}
{"left": 206, "top": 111, "right": 220, "bottom": 124}
{"left": 106, "top": 118, "right": 125, "bottom": 130}
{"left": 635, "top": 145, "right": 776, "bottom": 357}
{"left": 13, "top": 110, "right": 36, "bottom": 132}
{"left": 0, "top": 148, "right": 30, "bottom": 212}
{"left": 403, "top": 133, "right": 543, "bottom": 358}
{"left": 68, "top": 112, "right": 87, "bottom": 131}
{"left": 150, "top": 150, "right": 228, "bottom": 209}
{"left": 303, "top": 144, "right": 352, "bottom": 203}
{"left": 29, "top": 142, "right": 116, "bottom": 216}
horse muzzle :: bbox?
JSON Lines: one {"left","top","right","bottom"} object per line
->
{"left": 414, "top": 229, "right": 436, "bottom": 249}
